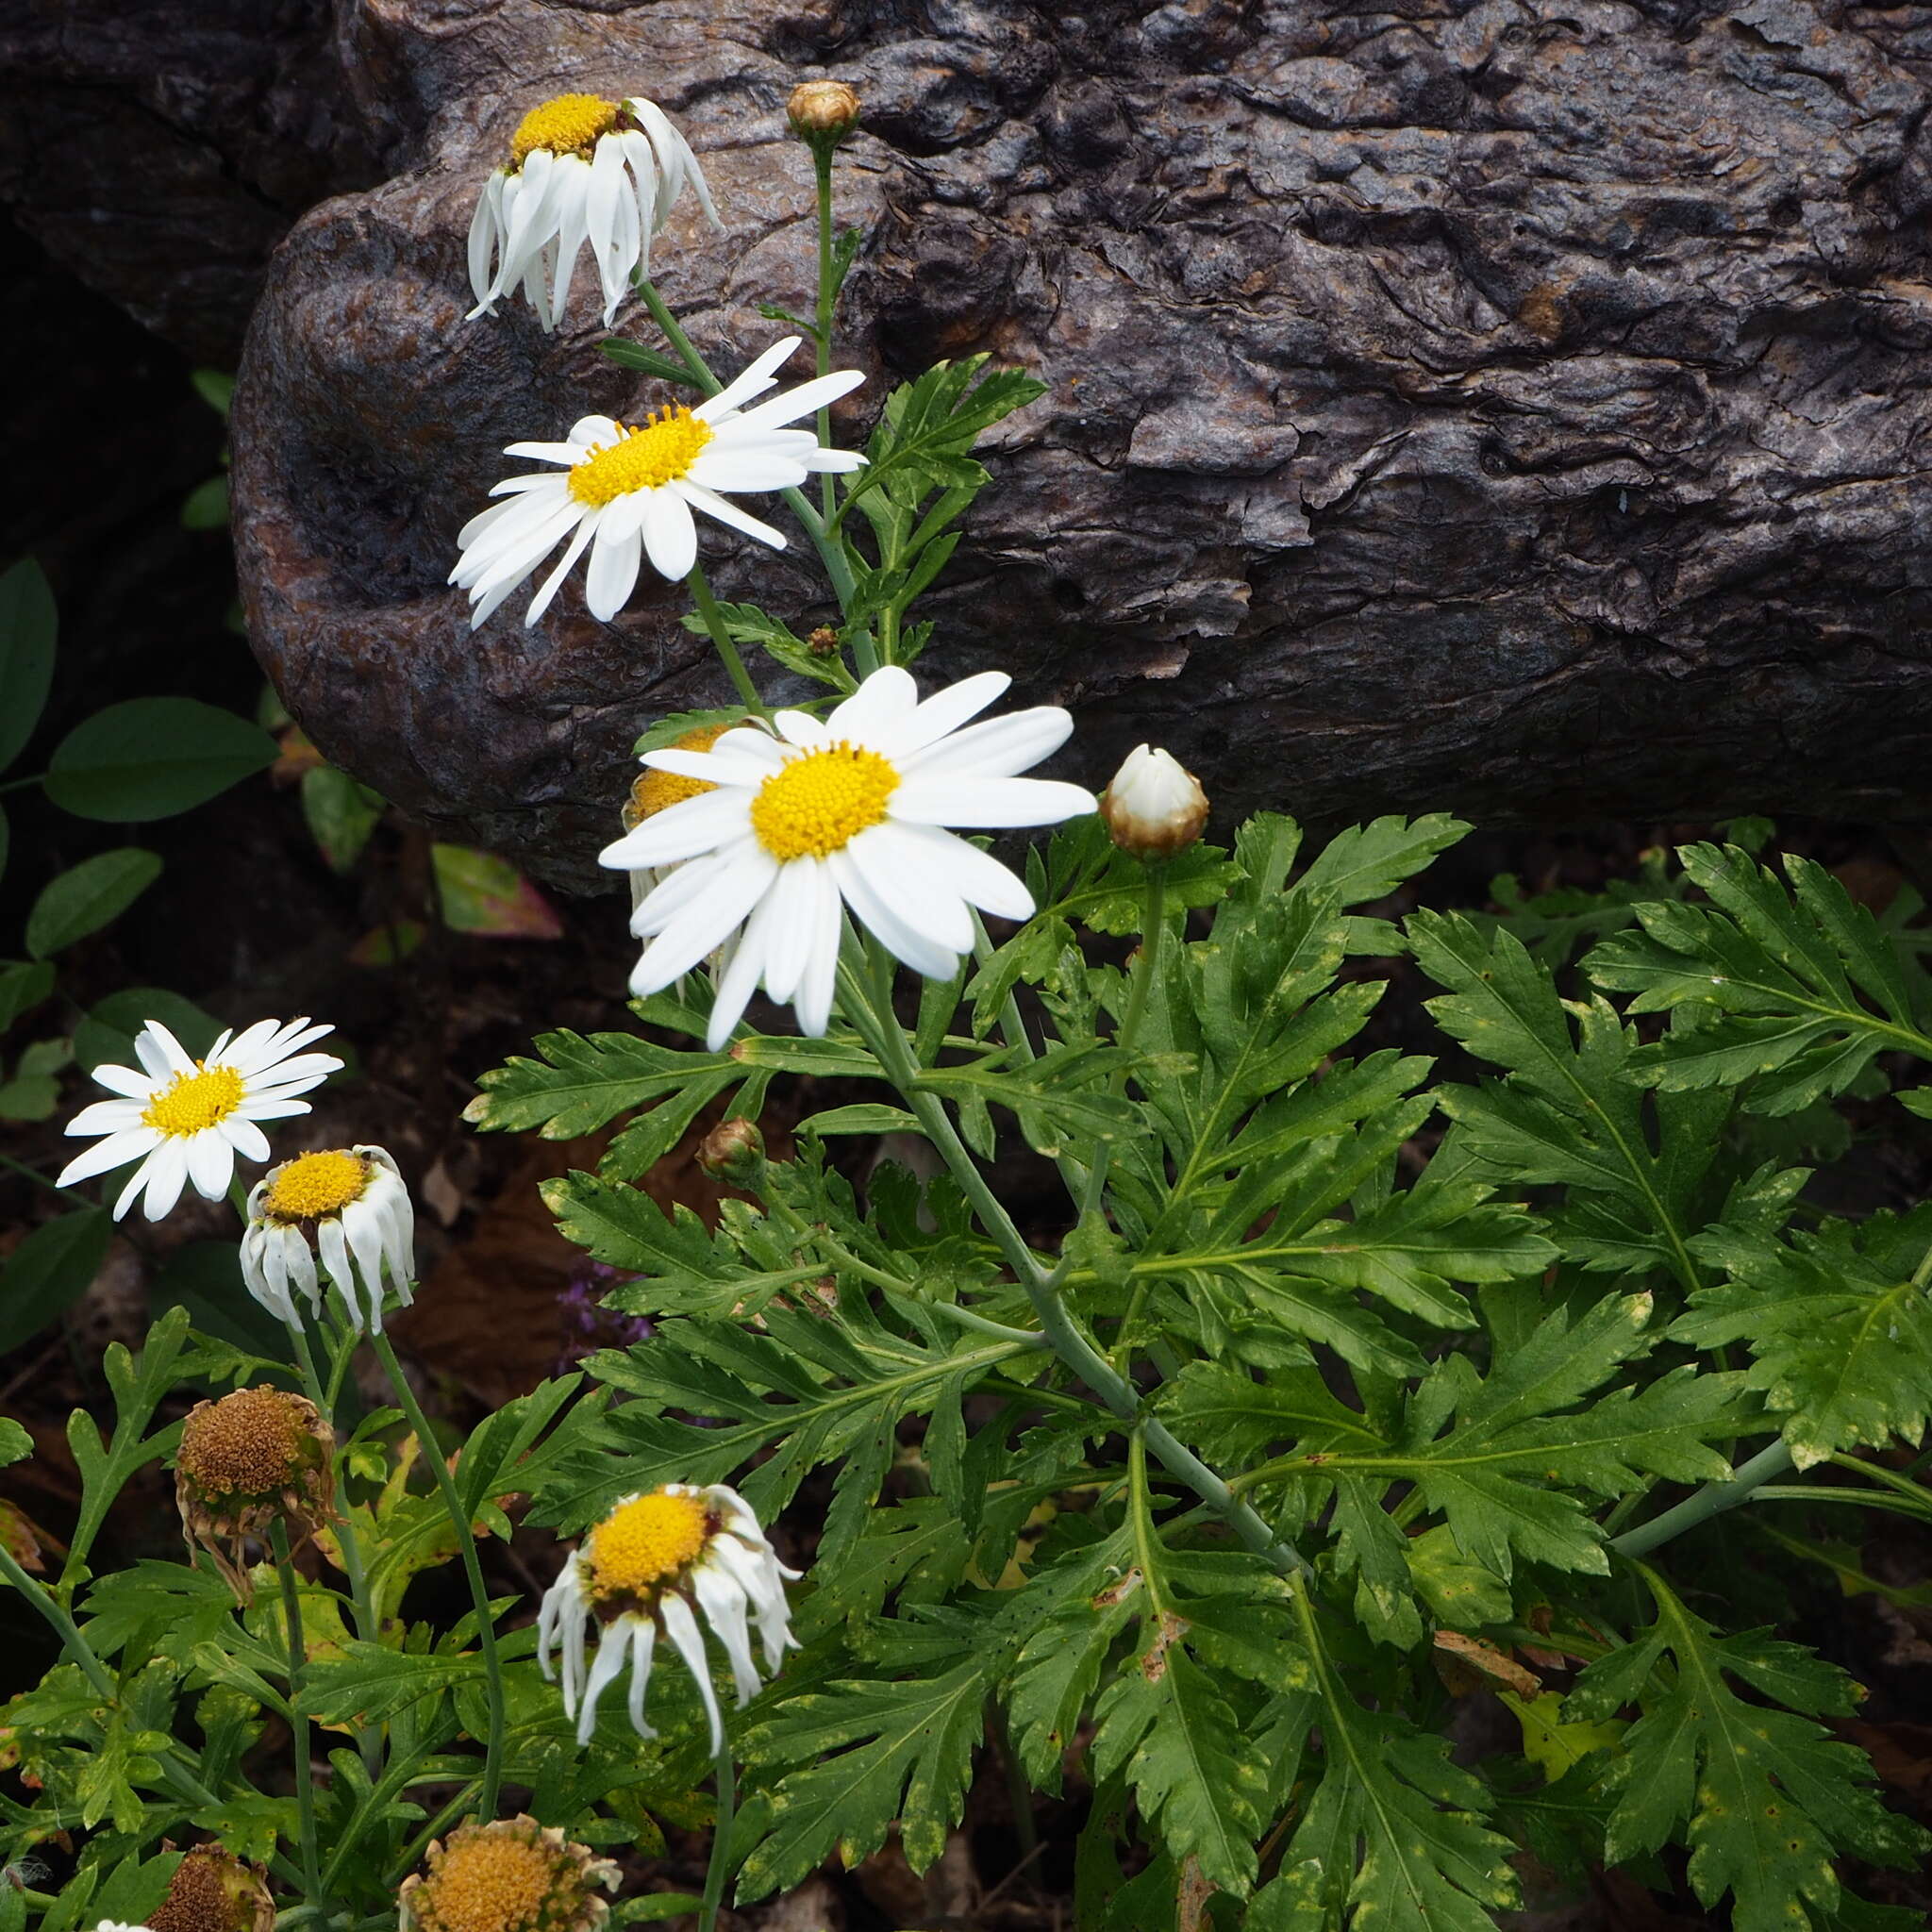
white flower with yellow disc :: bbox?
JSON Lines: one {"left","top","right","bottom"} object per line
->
{"left": 450, "top": 337, "right": 865, "bottom": 628}
{"left": 539, "top": 1483, "right": 799, "bottom": 1752}
{"left": 598, "top": 665, "right": 1097, "bottom": 1050}
{"left": 57, "top": 1018, "right": 341, "bottom": 1222}
{"left": 240, "top": 1145, "right": 416, "bottom": 1333}
{"left": 468, "top": 92, "right": 722, "bottom": 330}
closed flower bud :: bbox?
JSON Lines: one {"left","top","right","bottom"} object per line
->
{"left": 697, "top": 1115, "right": 765, "bottom": 1183}
{"left": 1100, "top": 743, "right": 1209, "bottom": 861}
{"left": 400, "top": 1815, "right": 619, "bottom": 1932}
{"left": 149, "top": 1845, "right": 274, "bottom": 1932}
{"left": 175, "top": 1386, "right": 337, "bottom": 1600}
{"left": 788, "top": 79, "right": 861, "bottom": 143}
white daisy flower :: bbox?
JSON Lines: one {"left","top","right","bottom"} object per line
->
{"left": 538, "top": 1483, "right": 800, "bottom": 1753}
{"left": 56, "top": 1018, "right": 341, "bottom": 1223}
{"left": 240, "top": 1144, "right": 416, "bottom": 1334}
{"left": 450, "top": 336, "right": 866, "bottom": 628}
{"left": 599, "top": 666, "right": 1097, "bottom": 1051}
{"left": 468, "top": 92, "right": 722, "bottom": 330}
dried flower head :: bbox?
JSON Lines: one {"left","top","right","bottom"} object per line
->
{"left": 149, "top": 1845, "right": 274, "bottom": 1932}
{"left": 175, "top": 1386, "right": 336, "bottom": 1598}
{"left": 1100, "top": 743, "right": 1210, "bottom": 862}
{"left": 806, "top": 625, "right": 841, "bottom": 658}
{"left": 399, "top": 1815, "right": 619, "bottom": 1932}
{"left": 788, "top": 80, "right": 861, "bottom": 142}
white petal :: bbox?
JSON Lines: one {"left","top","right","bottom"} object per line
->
{"left": 795, "top": 863, "right": 842, "bottom": 1038}
{"left": 576, "top": 1619, "right": 633, "bottom": 1746}
{"left": 756, "top": 858, "right": 822, "bottom": 1005}
{"left": 641, "top": 746, "right": 782, "bottom": 788}
{"left": 525, "top": 509, "right": 600, "bottom": 625}
{"left": 901, "top": 706, "right": 1074, "bottom": 780}
{"left": 673, "top": 480, "right": 786, "bottom": 551}
{"left": 658, "top": 1593, "right": 724, "bottom": 1756}
{"left": 846, "top": 826, "right": 974, "bottom": 952}
{"left": 599, "top": 789, "right": 754, "bottom": 870}
{"left": 137, "top": 1140, "right": 191, "bottom": 1222}
{"left": 697, "top": 337, "right": 803, "bottom": 420}
{"left": 501, "top": 440, "right": 593, "bottom": 466}
{"left": 640, "top": 489, "right": 698, "bottom": 582}
{"left": 66, "top": 1099, "right": 145, "bottom": 1137}
{"left": 771, "top": 710, "right": 831, "bottom": 750}
{"left": 827, "top": 842, "right": 962, "bottom": 980}
{"left": 88, "top": 1060, "right": 153, "bottom": 1101}
{"left": 584, "top": 512, "right": 643, "bottom": 620}
{"left": 693, "top": 1564, "right": 762, "bottom": 1705}
{"left": 141, "top": 1022, "right": 197, "bottom": 1077}
{"left": 467, "top": 172, "right": 504, "bottom": 306}
{"left": 874, "top": 820, "right": 1035, "bottom": 921}
{"left": 186, "top": 1130, "right": 236, "bottom": 1202}
{"left": 874, "top": 671, "right": 1012, "bottom": 759}
{"left": 682, "top": 448, "right": 812, "bottom": 494}
{"left": 728, "top": 369, "right": 866, "bottom": 435}
{"left": 827, "top": 666, "right": 920, "bottom": 741}
{"left": 57, "top": 1126, "right": 160, "bottom": 1187}
{"left": 625, "top": 1617, "right": 660, "bottom": 1737}
{"left": 628, "top": 842, "right": 777, "bottom": 991}
{"left": 889, "top": 775, "right": 1098, "bottom": 828}
{"left": 705, "top": 890, "right": 781, "bottom": 1052}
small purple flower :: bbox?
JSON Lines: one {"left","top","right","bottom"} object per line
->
{"left": 555, "top": 1260, "right": 653, "bottom": 1373}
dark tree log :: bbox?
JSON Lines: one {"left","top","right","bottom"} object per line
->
{"left": 12, "top": 0, "right": 1932, "bottom": 888}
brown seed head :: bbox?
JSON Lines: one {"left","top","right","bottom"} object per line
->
{"left": 399, "top": 1815, "right": 619, "bottom": 1932}
{"left": 807, "top": 625, "right": 840, "bottom": 658}
{"left": 150, "top": 1846, "right": 274, "bottom": 1932}
{"left": 787, "top": 80, "right": 861, "bottom": 142}
{"left": 175, "top": 1388, "right": 336, "bottom": 1600}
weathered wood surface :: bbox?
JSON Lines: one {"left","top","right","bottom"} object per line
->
{"left": 9, "top": 0, "right": 1932, "bottom": 886}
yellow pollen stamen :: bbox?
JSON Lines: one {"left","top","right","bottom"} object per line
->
{"left": 142, "top": 1061, "right": 246, "bottom": 1138}
{"left": 589, "top": 1490, "right": 709, "bottom": 1594}
{"left": 420, "top": 1835, "right": 558, "bottom": 1932}
{"left": 568, "top": 407, "right": 714, "bottom": 506}
{"left": 509, "top": 93, "right": 623, "bottom": 169}
{"left": 625, "top": 722, "right": 735, "bottom": 826}
{"left": 264, "top": 1150, "right": 370, "bottom": 1222}
{"left": 750, "top": 741, "right": 899, "bottom": 861}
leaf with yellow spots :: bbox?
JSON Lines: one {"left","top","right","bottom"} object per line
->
{"left": 1567, "top": 1566, "right": 1929, "bottom": 1932}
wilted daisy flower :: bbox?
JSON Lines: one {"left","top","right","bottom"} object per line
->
{"left": 148, "top": 1844, "right": 274, "bottom": 1932}
{"left": 450, "top": 335, "right": 864, "bottom": 627}
{"left": 240, "top": 1144, "right": 415, "bottom": 1334}
{"left": 57, "top": 1018, "right": 341, "bottom": 1222}
{"left": 400, "top": 1815, "right": 618, "bottom": 1932}
{"left": 538, "top": 1483, "right": 799, "bottom": 1753}
{"left": 468, "top": 92, "right": 721, "bottom": 330}
{"left": 175, "top": 1386, "right": 337, "bottom": 1599}
{"left": 599, "top": 665, "right": 1097, "bottom": 1050}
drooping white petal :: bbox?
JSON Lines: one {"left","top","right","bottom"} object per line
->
{"left": 584, "top": 511, "right": 643, "bottom": 620}
{"left": 658, "top": 1593, "right": 725, "bottom": 1757}
{"left": 625, "top": 1616, "right": 660, "bottom": 1737}
{"left": 673, "top": 481, "right": 786, "bottom": 551}
{"left": 136, "top": 1139, "right": 192, "bottom": 1223}
{"left": 755, "top": 858, "right": 822, "bottom": 1006}
{"left": 692, "top": 1564, "right": 763, "bottom": 1706}
{"left": 640, "top": 488, "right": 698, "bottom": 582}
{"left": 575, "top": 1618, "right": 634, "bottom": 1746}
{"left": 628, "top": 843, "right": 777, "bottom": 991}
{"left": 827, "top": 842, "right": 963, "bottom": 980}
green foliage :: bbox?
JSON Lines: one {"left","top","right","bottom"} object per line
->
{"left": 44, "top": 697, "right": 276, "bottom": 822}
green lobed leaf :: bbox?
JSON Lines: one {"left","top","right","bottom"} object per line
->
{"left": 1569, "top": 1567, "right": 1929, "bottom": 1931}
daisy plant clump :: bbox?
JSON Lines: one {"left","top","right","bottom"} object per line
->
{"left": 9, "top": 61, "right": 1932, "bottom": 1932}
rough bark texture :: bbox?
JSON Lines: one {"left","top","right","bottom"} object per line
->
{"left": 11, "top": 0, "right": 1932, "bottom": 888}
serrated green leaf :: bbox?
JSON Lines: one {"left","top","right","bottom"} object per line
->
{"left": 1570, "top": 1567, "right": 1928, "bottom": 1931}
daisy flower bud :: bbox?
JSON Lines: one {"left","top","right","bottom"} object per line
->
{"left": 697, "top": 1115, "right": 764, "bottom": 1183}
{"left": 56, "top": 1017, "right": 341, "bottom": 1222}
{"left": 452, "top": 338, "right": 866, "bottom": 629}
{"left": 468, "top": 93, "right": 722, "bottom": 331}
{"left": 1100, "top": 743, "right": 1209, "bottom": 862}
{"left": 399, "top": 1816, "right": 619, "bottom": 1932}
{"left": 538, "top": 1483, "right": 801, "bottom": 1753}
{"left": 600, "top": 665, "right": 1097, "bottom": 1052}
{"left": 788, "top": 80, "right": 861, "bottom": 144}
{"left": 148, "top": 1845, "right": 274, "bottom": 1932}
{"left": 175, "top": 1386, "right": 337, "bottom": 1600}
{"left": 240, "top": 1144, "right": 415, "bottom": 1335}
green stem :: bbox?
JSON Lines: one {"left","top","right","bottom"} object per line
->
{"left": 812, "top": 142, "right": 837, "bottom": 524}
{"left": 271, "top": 1520, "right": 323, "bottom": 1905}
{"left": 686, "top": 563, "right": 766, "bottom": 715}
{"left": 0, "top": 1150, "right": 92, "bottom": 1208}
{"left": 632, "top": 276, "right": 721, "bottom": 397}
{"left": 699, "top": 1742, "right": 737, "bottom": 1932}
{"left": 1609, "top": 1440, "right": 1795, "bottom": 1559}
{"left": 839, "top": 944, "right": 1309, "bottom": 1578}
{"left": 383, "top": 1778, "right": 481, "bottom": 1890}
{"left": 368, "top": 1329, "right": 507, "bottom": 1820}
{"left": 0, "top": 772, "right": 45, "bottom": 796}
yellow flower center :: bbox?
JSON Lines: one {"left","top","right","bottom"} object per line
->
{"left": 589, "top": 1490, "right": 709, "bottom": 1594}
{"left": 263, "top": 1150, "right": 370, "bottom": 1222}
{"left": 750, "top": 742, "right": 899, "bottom": 861}
{"left": 569, "top": 408, "right": 714, "bottom": 507}
{"left": 509, "top": 93, "right": 623, "bottom": 169}
{"left": 421, "top": 1834, "right": 559, "bottom": 1932}
{"left": 142, "top": 1062, "right": 245, "bottom": 1138}
{"left": 624, "top": 723, "right": 735, "bottom": 828}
